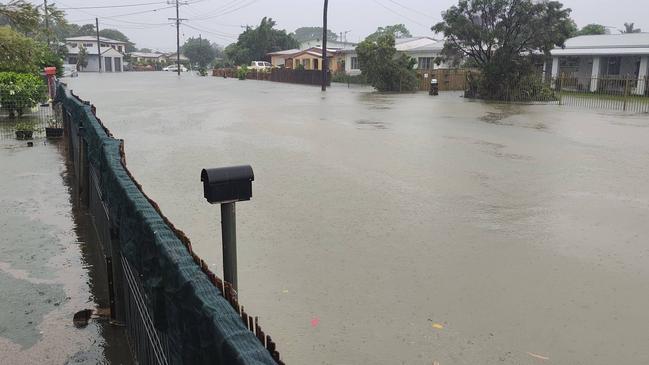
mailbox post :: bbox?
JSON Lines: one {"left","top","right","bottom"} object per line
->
{"left": 201, "top": 165, "right": 254, "bottom": 292}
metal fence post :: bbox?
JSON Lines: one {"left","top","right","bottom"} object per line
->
{"left": 623, "top": 76, "right": 629, "bottom": 112}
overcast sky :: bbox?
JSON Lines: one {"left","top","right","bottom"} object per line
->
{"left": 41, "top": 0, "right": 648, "bottom": 51}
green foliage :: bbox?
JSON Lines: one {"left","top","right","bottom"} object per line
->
{"left": 433, "top": 0, "right": 574, "bottom": 100}
{"left": 15, "top": 119, "right": 37, "bottom": 131}
{"left": 0, "top": 26, "right": 63, "bottom": 75}
{"left": 236, "top": 65, "right": 248, "bottom": 80}
{"left": 356, "top": 33, "right": 417, "bottom": 92}
{"left": 366, "top": 24, "right": 412, "bottom": 42}
{"left": 99, "top": 29, "right": 136, "bottom": 52}
{"left": 77, "top": 45, "right": 88, "bottom": 70}
{"left": 292, "top": 26, "right": 338, "bottom": 42}
{"left": 331, "top": 72, "right": 367, "bottom": 84}
{"left": 294, "top": 63, "right": 305, "bottom": 71}
{"left": 182, "top": 37, "right": 218, "bottom": 68}
{"left": 0, "top": 72, "right": 45, "bottom": 116}
{"left": 577, "top": 23, "right": 606, "bottom": 36}
{"left": 0, "top": 0, "right": 39, "bottom": 34}
{"left": 225, "top": 17, "right": 299, "bottom": 66}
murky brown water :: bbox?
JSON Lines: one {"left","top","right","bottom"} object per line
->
{"left": 66, "top": 72, "right": 649, "bottom": 365}
{"left": 0, "top": 120, "right": 132, "bottom": 364}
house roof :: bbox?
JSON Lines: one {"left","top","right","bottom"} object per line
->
{"left": 552, "top": 33, "right": 649, "bottom": 56}
{"left": 395, "top": 37, "right": 441, "bottom": 52}
{"left": 131, "top": 52, "right": 164, "bottom": 58}
{"left": 267, "top": 49, "right": 300, "bottom": 56}
{"left": 65, "top": 36, "right": 126, "bottom": 44}
{"left": 67, "top": 45, "right": 124, "bottom": 56}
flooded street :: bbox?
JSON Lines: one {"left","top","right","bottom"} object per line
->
{"left": 65, "top": 72, "right": 649, "bottom": 365}
{"left": 0, "top": 125, "right": 132, "bottom": 364}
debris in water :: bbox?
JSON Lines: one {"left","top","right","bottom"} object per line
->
{"left": 431, "top": 323, "right": 444, "bottom": 330}
{"left": 527, "top": 352, "right": 549, "bottom": 361}
{"left": 311, "top": 317, "right": 320, "bottom": 328}
{"left": 73, "top": 309, "right": 93, "bottom": 328}
{"left": 282, "top": 289, "right": 289, "bottom": 294}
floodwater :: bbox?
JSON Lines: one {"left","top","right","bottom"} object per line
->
{"left": 66, "top": 72, "right": 649, "bottom": 365}
{"left": 0, "top": 120, "right": 132, "bottom": 364}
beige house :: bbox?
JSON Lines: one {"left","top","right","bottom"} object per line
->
{"left": 267, "top": 47, "right": 344, "bottom": 73}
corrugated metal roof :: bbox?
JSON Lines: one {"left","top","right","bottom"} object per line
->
{"left": 561, "top": 33, "right": 649, "bottom": 49}
{"left": 552, "top": 47, "right": 649, "bottom": 56}
{"left": 65, "top": 36, "right": 126, "bottom": 44}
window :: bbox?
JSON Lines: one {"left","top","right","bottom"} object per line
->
{"left": 314, "top": 58, "right": 319, "bottom": 70}
{"left": 605, "top": 56, "right": 621, "bottom": 75}
{"left": 118, "top": 46, "right": 123, "bottom": 52}
{"left": 69, "top": 43, "right": 78, "bottom": 48}
{"left": 83, "top": 43, "right": 93, "bottom": 48}
{"left": 101, "top": 43, "right": 109, "bottom": 47}
{"left": 559, "top": 56, "right": 580, "bottom": 68}
{"left": 303, "top": 59, "right": 311, "bottom": 69}
{"left": 351, "top": 56, "right": 360, "bottom": 70}
{"left": 418, "top": 57, "right": 434, "bottom": 70}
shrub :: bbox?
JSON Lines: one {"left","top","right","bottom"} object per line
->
{"left": 0, "top": 72, "right": 46, "bottom": 117}
{"left": 0, "top": 27, "right": 63, "bottom": 76}
{"left": 356, "top": 33, "right": 418, "bottom": 92}
{"left": 236, "top": 65, "right": 249, "bottom": 80}
{"left": 331, "top": 72, "right": 367, "bottom": 85}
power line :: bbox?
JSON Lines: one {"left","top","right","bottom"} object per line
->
{"left": 371, "top": 0, "right": 431, "bottom": 29}
{"left": 183, "top": 23, "right": 237, "bottom": 41}
{"left": 58, "top": 2, "right": 167, "bottom": 10}
{"left": 189, "top": 0, "right": 261, "bottom": 21}
{"left": 384, "top": 0, "right": 435, "bottom": 19}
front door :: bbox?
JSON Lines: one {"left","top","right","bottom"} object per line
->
{"left": 105, "top": 57, "right": 113, "bottom": 72}
{"left": 114, "top": 58, "right": 122, "bottom": 72}
{"left": 314, "top": 58, "right": 319, "bottom": 70}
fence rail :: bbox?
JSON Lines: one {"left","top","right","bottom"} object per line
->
{"left": 213, "top": 67, "right": 330, "bottom": 86}
{"left": 558, "top": 75, "right": 649, "bottom": 113}
{"left": 55, "top": 82, "right": 283, "bottom": 365}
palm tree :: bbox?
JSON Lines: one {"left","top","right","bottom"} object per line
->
{"left": 0, "top": 0, "right": 40, "bottom": 33}
{"left": 622, "top": 22, "right": 642, "bottom": 34}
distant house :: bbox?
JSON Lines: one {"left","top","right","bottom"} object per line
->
{"left": 163, "top": 53, "right": 190, "bottom": 64}
{"left": 550, "top": 33, "right": 649, "bottom": 95}
{"left": 65, "top": 36, "right": 126, "bottom": 72}
{"left": 131, "top": 52, "right": 166, "bottom": 64}
{"left": 298, "top": 38, "right": 357, "bottom": 50}
{"left": 268, "top": 37, "right": 448, "bottom": 76}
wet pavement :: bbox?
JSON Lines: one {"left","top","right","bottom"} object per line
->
{"left": 65, "top": 72, "right": 649, "bottom": 365}
{"left": 0, "top": 120, "right": 132, "bottom": 364}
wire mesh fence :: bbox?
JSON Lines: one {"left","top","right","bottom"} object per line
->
{"left": 0, "top": 84, "right": 55, "bottom": 140}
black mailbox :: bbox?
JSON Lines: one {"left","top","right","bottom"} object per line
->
{"left": 201, "top": 165, "right": 254, "bottom": 204}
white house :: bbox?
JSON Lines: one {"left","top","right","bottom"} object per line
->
{"left": 340, "top": 36, "right": 447, "bottom": 75}
{"left": 130, "top": 52, "right": 166, "bottom": 64}
{"left": 298, "top": 38, "right": 357, "bottom": 50}
{"left": 550, "top": 33, "right": 649, "bottom": 95}
{"left": 65, "top": 36, "right": 126, "bottom": 72}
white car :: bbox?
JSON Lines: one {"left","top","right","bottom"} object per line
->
{"left": 249, "top": 61, "right": 272, "bottom": 70}
{"left": 163, "top": 64, "right": 188, "bottom": 72}
{"left": 62, "top": 64, "right": 78, "bottom": 77}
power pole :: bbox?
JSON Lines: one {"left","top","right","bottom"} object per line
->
{"left": 43, "top": 0, "right": 50, "bottom": 46}
{"left": 168, "top": 0, "right": 187, "bottom": 76}
{"left": 96, "top": 18, "right": 102, "bottom": 72}
{"left": 322, "top": 0, "right": 328, "bottom": 92}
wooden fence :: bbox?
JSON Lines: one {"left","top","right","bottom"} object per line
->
{"left": 212, "top": 68, "right": 330, "bottom": 87}
{"left": 415, "top": 69, "right": 476, "bottom": 91}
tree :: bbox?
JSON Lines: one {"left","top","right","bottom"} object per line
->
{"left": 0, "top": 26, "right": 62, "bottom": 75}
{"left": 138, "top": 47, "right": 153, "bottom": 53}
{"left": 75, "top": 23, "right": 95, "bottom": 36}
{"left": 224, "top": 17, "right": 299, "bottom": 66}
{"left": 77, "top": 45, "right": 87, "bottom": 71}
{"left": 292, "top": 26, "right": 337, "bottom": 42}
{"left": 99, "top": 28, "right": 136, "bottom": 52}
{"left": 621, "top": 22, "right": 641, "bottom": 34}
{"left": 433, "top": 0, "right": 574, "bottom": 100}
{"left": 356, "top": 33, "right": 417, "bottom": 92}
{"left": 577, "top": 23, "right": 606, "bottom": 36}
{"left": 366, "top": 24, "right": 411, "bottom": 42}
{"left": 182, "top": 37, "right": 218, "bottom": 68}
{"left": 0, "top": 0, "right": 39, "bottom": 34}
